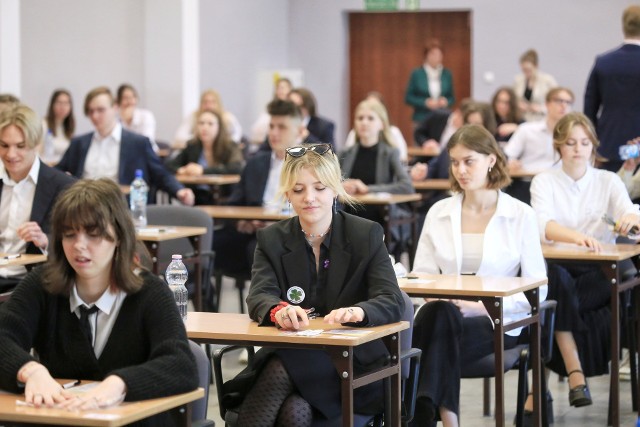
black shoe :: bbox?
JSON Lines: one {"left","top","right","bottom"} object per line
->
{"left": 519, "top": 391, "right": 554, "bottom": 427}
{"left": 568, "top": 370, "right": 592, "bottom": 407}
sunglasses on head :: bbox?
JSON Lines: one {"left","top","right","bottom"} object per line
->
{"left": 285, "top": 144, "right": 333, "bottom": 158}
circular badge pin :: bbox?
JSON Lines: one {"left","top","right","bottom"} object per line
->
{"left": 286, "top": 286, "right": 305, "bottom": 304}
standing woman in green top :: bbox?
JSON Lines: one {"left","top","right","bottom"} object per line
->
{"left": 405, "top": 39, "right": 455, "bottom": 125}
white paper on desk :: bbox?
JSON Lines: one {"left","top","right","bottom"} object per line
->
{"left": 66, "top": 382, "right": 99, "bottom": 394}
{"left": 405, "top": 279, "right": 435, "bottom": 285}
{"left": 372, "top": 192, "right": 392, "bottom": 199}
{"left": 83, "top": 413, "right": 121, "bottom": 420}
{"left": 325, "top": 329, "right": 373, "bottom": 336}
{"left": 278, "top": 329, "right": 324, "bottom": 337}
{"left": 137, "top": 227, "right": 176, "bottom": 234}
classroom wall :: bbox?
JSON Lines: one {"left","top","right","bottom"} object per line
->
{"left": 7, "top": 0, "right": 635, "bottom": 144}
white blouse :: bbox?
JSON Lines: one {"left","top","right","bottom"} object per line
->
{"left": 531, "top": 166, "right": 640, "bottom": 243}
{"left": 460, "top": 233, "right": 484, "bottom": 274}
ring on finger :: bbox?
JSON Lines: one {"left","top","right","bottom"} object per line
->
{"left": 347, "top": 308, "right": 354, "bottom": 314}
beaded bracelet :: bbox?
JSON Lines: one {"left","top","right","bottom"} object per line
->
{"left": 269, "top": 301, "right": 290, "bottom": 323}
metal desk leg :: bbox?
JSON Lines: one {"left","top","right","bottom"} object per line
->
{"left": 328, "top": 346, "right": 355, "bottom": 427}
{"left": 524, "top": 288, "right": 542, "bottom": 427}
{"left": 482, "top": 297, "right": 506, "bottom": 427}
{"left": 380, "top": 333, "right": 402, "bottom": 425}
{"left": 188, "top": 235, "right": 203, "bottom": 312}
{"left": 602, "top": 261, "right": 620, "bottom": 427}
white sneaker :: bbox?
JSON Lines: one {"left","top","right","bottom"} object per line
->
{"left": 238, "top": 348, "right": 249, "bottom": 364}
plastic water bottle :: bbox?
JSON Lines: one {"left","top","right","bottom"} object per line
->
{"left": 130, "top": 169, "right": 148, "bottom": 228}
{"left": 165, "top": 254, "right": 188, "bottom": 321}
{"left": 619, "top": 144, "right": 640, "bottom": 160}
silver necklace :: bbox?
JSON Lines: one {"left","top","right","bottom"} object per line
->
{"left": 301, "top": 226, "right": 331, "bottom": 246}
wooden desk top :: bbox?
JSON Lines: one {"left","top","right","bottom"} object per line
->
{"left": 542, "top": 242, "right": 640, "bottom": 261}
{"left": 176, "top": 174, "right": 241, "bottom": 186}
{"left": 0, "top": 253, "right": 47, "bottom": 267}
{"left": 136, "top": 226, "right": 207, "bottom": 242}
{"left": 399, "top": 274, "right": 547, "bottom": 298}
{"left": 407, "top": 146, "right": 441, "bottom": 157}
{"left": 0, "top": 388, "right": 203, "bottom": 427}
{"left": 413, "top": 179, "right": 451, "bottom": 191}
{"left": 197, "top": 205, "right": 293, "bottom": 221}
{"left": 186, "top": 312, "right": 408, "bottom": 347}
{"left": 354, "top": 193, "right": 422, "bottom": 205}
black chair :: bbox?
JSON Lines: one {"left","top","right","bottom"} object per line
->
{"left": 212, "top": 290, "right": 421, "bottom": 426}
{"left": 188, "top": 340, "right": 215, "bottom": 427}
{"left": 460, "top": 300, "right": 557, "bottom": 427}
{"left": 146, "top": 205, "right": 216, "bottom": 311}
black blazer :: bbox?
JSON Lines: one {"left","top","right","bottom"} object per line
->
{"left": 0, "top": 162, "right": 75, "bottom": 255}
{"left": 307, "top": 115, "right": 335, "bottom": 147}
{"left": 165, "top": 139, "right": 244, "bottom": 175}
{"left": 227, "top": 151, "right": 271, "bottom": 206}
{"left": 56, "top": 129, "right": 184, "bottom": 197}
{"left": 413, "top": 109, "right": 450, "bottom": 146}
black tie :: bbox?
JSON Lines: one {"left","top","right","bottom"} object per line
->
{"left": 79, "top": 305, "right": 100, "bottom": 346}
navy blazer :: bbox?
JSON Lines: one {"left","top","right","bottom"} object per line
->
{"left": 56, "top": 129, "right": 184, "bottom": 197}
{"left": 339, "top": 142, "right": 414, "bottom": 194}
{"left": 0, "top": 162, "right": 75, "bottom": 255}
{"left": 307, "top": 115, "right": 335, "bottom": 147}
{"left": 227, "top": 151, "right": 271, "bottom": 206}
{"left": 413, "top": 109, "right": 450, "bottom": 146}
{"left": 584, "top": 44, "right": 640, "bottom": 161}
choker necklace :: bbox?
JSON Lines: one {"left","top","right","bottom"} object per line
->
{"left": 301, "top": 226, "right": 331, "bottom": 245}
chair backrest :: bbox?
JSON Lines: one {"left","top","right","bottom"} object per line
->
{"left": 188, "top": 340, "right": 210, "bottom": 421}
{"left": 146, "top": 205, "right": 214, "bottom": 271}
{"left": 399, "top": 290, "right": 414, "bottom": 378}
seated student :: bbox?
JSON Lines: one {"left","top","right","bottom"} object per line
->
{"left": 0, "top": 104, "right": 75, "bottom": 292}
{"left": 56, "top": 86, "right": 194, "bottom": 206}
{"left": 174, "top": 89, "right": 243, "bottom": 149}
{"left": 412, "top": 124, "right": 547, "bottom": 427}
{"left": 116, "top": 84, "right": 157, "bottom": 145}
{"left": 0, "top": 178, "right": 198, "bottom": 426}
{"left": 616, "top": 136, "right": 640, "bottom": 202}
{"left": 40, "top": 89, "right": 75, "bottom": 165}
{"left": 491, "top": 86, "right": 523, "bottom": 146}
{"left": 231, "top": 143, "right": 404, "bottom": 426}
{"left": 339, "top": 98, "right": 414, "bottom": 254}
{"left": 530, "top": 112, "right": 640, "bottom": 409}
{"left": 289, "top": 87, "right": 335, "bottom": 147}
{"left": 212, "top": 99, "right": 305, "bottom": 275}
{"left": 166, "top": 109, "right": 244, "bottom": 205}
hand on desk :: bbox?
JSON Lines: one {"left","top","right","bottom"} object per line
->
{"left": 573, "top": 234, "right": 602, "bottom": 252}
{"left": 22, "top": 362, "right": 73, "bottom": 407}
{"left": 324, "top": 306, "right": 365, "bottom": 324}
{"left": 176, "top": 188, "right": 195, "bottom": 206}
{"left": 177, "top": 163, "right": 204, "bottom": 176}
{"left": 276, "top": 305, "right": 309, "bottom": 330}
{"left": 58, "top": 375, "right": 126, "bottom": 411}
{"left": 614, "top": 213, "right": 640, "bottom": 238}
{"left": 17, "top": 221, "right": 48, "bottom": 250}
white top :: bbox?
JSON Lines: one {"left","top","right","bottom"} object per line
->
{"left": 531, "top": 166, "right": 639, "bottom": 243}
{"left": 121, "top": 107, "right": 156, "bottom": 141}
{"left": 617, "top": 167, "right": 640, "bottom": 200}
{"left": 513, "top": 71, "right": 558, "bottom": 122}
{"left": 83, "top": 123, "right": 122, "bottom": 182}
{"left": 39, "top": 120, "right": 70, "bottom": 165}
{"left": 344, "top": 126, "right": 408, "bottom": 161}
{"left": 262, "top": 152, "right": 285, "bottom": 209}
{"left": 413, "top": 191, "right": 548, "bottom": 336}
{"left": 460, "top": 233, "right": 484, "bottom": 274}
{"left": 0, "top": 158, "right": 40, "bottom": 278}
{"left": 503, "top": 120, "right": 559, "bottom": 172}
{"left": 249, "top": 111, "right": 271, "bottom": 144}
{"left": 424, "top": 64, "right": 443, "bottom": 99}
{"left": 70, "top": 285, "right": 126, "bottom": 358}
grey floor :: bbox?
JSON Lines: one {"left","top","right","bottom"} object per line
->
{"left": 201, "top": 276, "right": 639, "bottom": 426}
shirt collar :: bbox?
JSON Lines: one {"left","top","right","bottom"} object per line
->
{"left": 559, "top": 165, "right": 593, "bottom": 192}
{"left": 93, "top": 122, "right": 122, "bottom": 144}
{"left": 436, "top": 191, "right": 518, "bottom": 220}
{"left": 69, "top": 284, "right": 121, "bottom": 315}
{"left": 0, "top": 156, "right": 40, "bottom": 186}
{"left": 624, "top": 39, "right": 640, "bottom": 47}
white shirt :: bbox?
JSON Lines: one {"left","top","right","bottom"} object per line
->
{"left": 262, "top": 153, "right": 285, "bottom": 209}
{"left": 83, "top": 123, "right": 122, "bottom": 182}
{"left": 39, "top": 120, "right": 71, "bottom": 165}
{"left": 424, "top": 64, "right": 443, "bottom": 99}
{"left": 504, "top": 120, "right": 559, "bottom": 172}
{"left": 344, "top": 126, "right": 408, "bottom": 161}
{"left": 0, "top": 158, "right": 40, "bottom": 278}
{"left": 531, "top": 166, "right": 639, "bottom": 243}
{"left": 413, "top": 192, "right": 548, "bottom": 335}
{"left": 122, "top": 107, "right": 156, "bottom": 141}
{"left": 460, "top": 233, "right": 484, "bottom": 274}
{"left": 617, "top": 167, "right": 640, "bottom": 200}
{"left": 70, "top": 284, "right": 127, "bottom": 358}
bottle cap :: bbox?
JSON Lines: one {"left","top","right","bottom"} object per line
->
{"left": 135, "top": 169, "right": 143, "bottom": 178}
{"left": 171, "top": 254, "right": 182, "bottom": 260}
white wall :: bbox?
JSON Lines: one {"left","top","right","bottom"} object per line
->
{"left": 5, "top": 0, "right": 635, "bottom": 143}
{"left": 19, "top": 0, "right": 145, "bottom": 134}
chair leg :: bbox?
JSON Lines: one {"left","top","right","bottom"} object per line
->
{"left": 236, "top": 278, "right": 246, "bottom": 314}
{"left": 515, "top": 349, "right": 529, "bottom": 427}
{"left": 483, "top": 377, "right": 491, "bottom": 417}
{"left": 214, "top": 272, "right": 223, "bottom": 313}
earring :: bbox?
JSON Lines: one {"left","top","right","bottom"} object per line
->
{"left": 333, "top": 197, "right": 338, "bottom": 214}
{"left": 488, "top": 166, "right": 493, "bottom": 173}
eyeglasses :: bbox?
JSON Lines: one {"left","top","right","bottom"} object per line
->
{"left": 285, "top": 144, "right": 333, "bottom": 158}
{"left": 550, "top": 98, "right": 573, "bottom": 106}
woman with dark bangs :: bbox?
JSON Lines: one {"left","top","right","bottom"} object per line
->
{"left": 0, "top": 178, "right": 198, "bottom": 427}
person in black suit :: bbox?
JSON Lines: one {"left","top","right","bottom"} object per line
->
{"left": 0, "top": 104, "right": 75, "bottom": 291}
{"left": 212, "top": 99, "right": 305, "bottom": 274}
{"left": 289, "top": 87, "right": 335, "bottom": 147}
{"left": 584, "top": 5, "right": 640, "bottom": 172}
{"left": 56, "top": 86, "right": 194, "bottom": 205}
{"left": 230, "top": 143, "right": 403, "bottom": 426}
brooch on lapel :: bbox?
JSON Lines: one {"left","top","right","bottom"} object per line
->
{"left": 286, "top": 286, "right": 305, "bottom": 304}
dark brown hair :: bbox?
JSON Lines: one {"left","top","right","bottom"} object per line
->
{"left": 491, "top": 87, "right": 522, "bottom": 124}
{"left": 46, "top": 89, "right": 75, "bottom": 139}
{"left": 116, "top": 83, "right": 138, "bottom": 105}
{"left": 464, "top": 102, "right": 497, "bottom": 136}
{"left": 43, "top": 179, "right": 143, "bottom": 295}
{"left": 267, "top": 99, "right": 302, "bottom": 120}
{"left": 423, "top": 39, "right": 442, "bottom": 58}
{"left": 84, "top": 86, "right": 114, "bottom": 115}
{"left": 193, "top": 109, "right": 240, "bottom": 165}
{"left": 290, "top": 88, "right": 317, "bottom": 117}
{"left": 447, "top": 124, "right": 511, "bottom": 192}
{"left": 519, "top": 49, "right": 538, "bottom": 66}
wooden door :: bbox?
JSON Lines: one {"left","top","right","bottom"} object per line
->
{"left": 349, "top": 11, "right": 472, "bottom": 145}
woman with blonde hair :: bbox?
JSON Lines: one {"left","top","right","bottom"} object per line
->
{"left": 227, "top": 143, "right": 403, "bottom": 426}
{"left": 173, "top": 89, "right": 243, "bottom": 148}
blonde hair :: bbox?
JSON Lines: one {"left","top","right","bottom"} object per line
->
{"left": 354, "top": 99, "right": 395, "bottom": 147}
{"left": 447, "top": 124, "right": 511, "bottom": 192}
{"left": 552, "top": 112, "right": 600, "bottom": 160}
{"left": 278, "top": 145, "right": 357, "bottom": 208}
{"left": 0, "top": 104, "right": 43, "bottom": 149}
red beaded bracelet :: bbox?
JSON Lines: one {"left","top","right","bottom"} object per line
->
{"left": 269, "top": 301, "right": 290, "bottom": 323}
